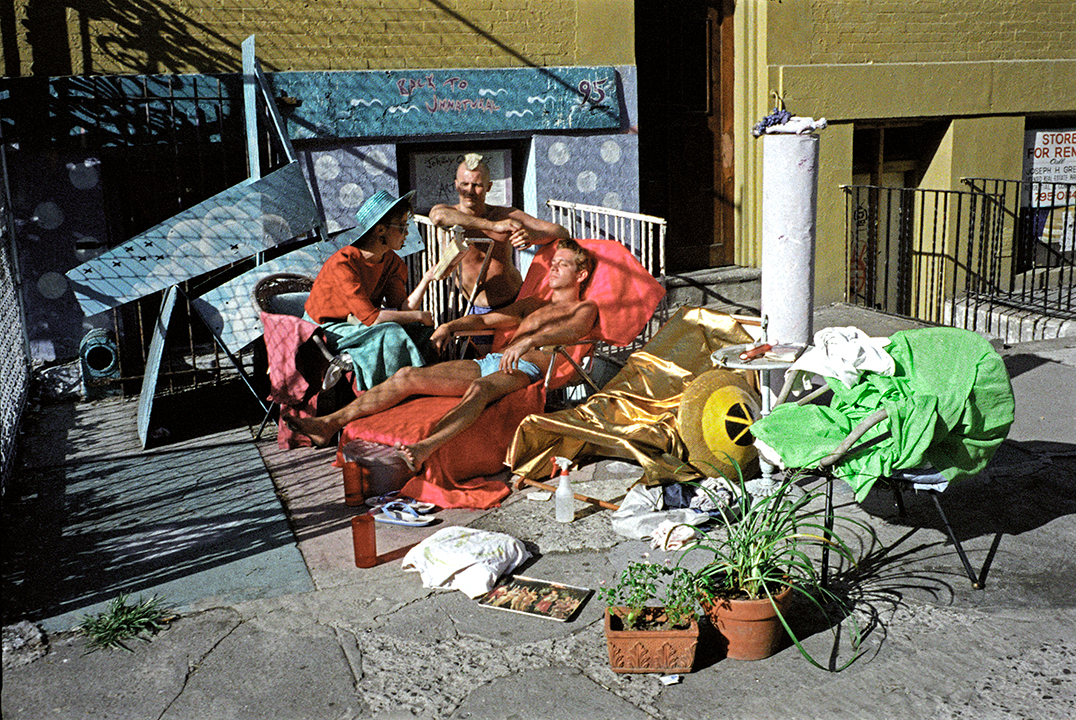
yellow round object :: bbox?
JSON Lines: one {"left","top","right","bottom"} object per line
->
{"left": 678, "top": 369, "right": 761, "bottom": 478}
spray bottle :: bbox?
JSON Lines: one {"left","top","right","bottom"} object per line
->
{"left": 552, "top": 456, "right": 574, "bottom": 523}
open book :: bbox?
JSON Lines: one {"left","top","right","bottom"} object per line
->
{"left": 476, "top": 576, "right": 592, "bottom": 621}
{"left": 429, "top": 235, "right": 468, "bottom": 280}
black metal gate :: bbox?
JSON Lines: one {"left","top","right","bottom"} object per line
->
{"left": 843, "top": 179, "right": 1075, "bottom": 333}
{"left": 2, "top": 73, "right": 288, "bottom": 397}
{"left": 962, "top": 178, "right": 1075, "bottom": 320}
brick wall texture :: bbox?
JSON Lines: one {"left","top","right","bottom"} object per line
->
{"left": 790, "top": 0, "right": 1076, "bottom": 65}
{"left": 10, "top": 0, "right": 1074, "bottom": 78}
{"left": 10, "top": 0, "right": 579, "bottom": 77}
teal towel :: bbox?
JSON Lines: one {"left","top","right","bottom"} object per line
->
{"left": 321, "top": 321, "right": 432, "bottom": 392}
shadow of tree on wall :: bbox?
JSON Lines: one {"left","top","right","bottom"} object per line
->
{"left": 16, "top": 0, "right": 575, "bottom": 78}
{"left": 19, "top": 0, "right": 260, "bottom": 77}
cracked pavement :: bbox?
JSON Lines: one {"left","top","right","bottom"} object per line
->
{"left": 3, "top": 333, "right": 1075, "bottom": 719}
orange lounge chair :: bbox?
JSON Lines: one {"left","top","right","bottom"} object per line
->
{"left": 334, "top": 238, "right": 666, "bottom": 510}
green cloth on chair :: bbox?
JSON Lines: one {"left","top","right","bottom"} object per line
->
{"left": 751, "top": 327, "right": 1015, "bottom": 501}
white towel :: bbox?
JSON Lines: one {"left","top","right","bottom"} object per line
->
{"left": 402, "top": 526, "right": 530, "bottom": 598}
{"left": 790, "top": 326, "right": 895, "bottom": 388}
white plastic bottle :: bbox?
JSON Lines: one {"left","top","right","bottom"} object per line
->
{"left": 553, "top": 457, "right": 574, "bottom": 523}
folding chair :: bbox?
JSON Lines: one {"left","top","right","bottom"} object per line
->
{"left": 255, "top": 269, "right": 429, "bottom": 448}
{"left": 253, "top": 273, "right": 346, "bottom": 443}
{"left": 751, "top": 327, "right": 1016, "bottom": 589}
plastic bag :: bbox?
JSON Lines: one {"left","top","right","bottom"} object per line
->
{"left": 402, "top": 526, "right": 531, "bottom": 598}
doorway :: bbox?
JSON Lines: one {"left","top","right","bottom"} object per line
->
{"left": 636, "top": 0, "right": 735, "bottom": 272}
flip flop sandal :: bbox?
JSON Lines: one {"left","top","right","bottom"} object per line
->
{"left": 374, "top": 501, "right": 436, "bottom": 527}
{"left": 402, "top": 500, "right": 437, "bottom": 514}
{"left": 365, "top": 491, "right": 401, "bottom": 509}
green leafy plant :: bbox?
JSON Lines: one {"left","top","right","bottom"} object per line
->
{"left": 78, "top": 594, "right": 175, "bottom": 652}
{"left": 683, "top": 463, "right": 873, "bottom": 670}
{"left": 599, "top": 561, "right": 698, "bottom": 630}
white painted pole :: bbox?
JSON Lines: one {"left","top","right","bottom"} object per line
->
{"left": 761, "top": 134, "right": 818, "bottom": 348}
{"left": 748, "top": 133, "right": 819, "bottom": 497}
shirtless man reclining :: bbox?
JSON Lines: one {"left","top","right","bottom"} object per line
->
{"left": 285, "top": 239, "right": 596, "bottom": 473}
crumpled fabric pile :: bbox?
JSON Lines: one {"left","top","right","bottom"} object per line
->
{"left": 612, "top": 476, "right": 743, "bottom": 543}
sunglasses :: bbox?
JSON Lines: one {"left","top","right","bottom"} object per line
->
{"left": 385, "top": 217, "right": 413, "bottom": 231}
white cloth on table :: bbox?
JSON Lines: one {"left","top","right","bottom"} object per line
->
{"left": 789, "top": 326, "right": 895, "bottom": 388}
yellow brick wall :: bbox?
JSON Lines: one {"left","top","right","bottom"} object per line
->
{"left": 737, "top": 0, "right": 1076, "bottom": 273}
{"left": 9, "top": 0, "right": 597, "bottom": 77}
{"left": 770, "top": 0, "right": 1076, "bottom": 66}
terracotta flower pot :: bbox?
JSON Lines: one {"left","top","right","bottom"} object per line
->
{"left": 700, "top": 585, "right": 793, "bottom": 661}
{"left": 604, "top": 607, "right": 700, "bottom": 674}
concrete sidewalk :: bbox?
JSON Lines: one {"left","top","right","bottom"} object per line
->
{"left": 3, "top": 318, "right": 1075, "bottom": 720}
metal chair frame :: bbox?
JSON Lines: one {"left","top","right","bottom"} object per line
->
{"left": 775, "top": 370, "right": 990, "bottom": 590}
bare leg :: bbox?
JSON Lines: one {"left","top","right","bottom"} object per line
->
{"left": 394, "top": 371, "right": 531, "bottom": 471}
{"left": 285, "top": 361, "right": 481, "bottom": 447}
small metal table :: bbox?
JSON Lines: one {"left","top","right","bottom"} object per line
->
{"left": 711, "top": 344, "right": 805, "bottom": 498}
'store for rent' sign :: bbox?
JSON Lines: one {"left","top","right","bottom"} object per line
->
{"left": 1023, "top": 129, "right": 1076, "bottom": 207}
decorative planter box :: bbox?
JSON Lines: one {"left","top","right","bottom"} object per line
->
{"left": 604, "top": 607, "right": 700, "bottom": 674}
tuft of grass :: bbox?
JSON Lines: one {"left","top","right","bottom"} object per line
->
{"left": 78, "top": 594, "right": 176, "bottom": 652}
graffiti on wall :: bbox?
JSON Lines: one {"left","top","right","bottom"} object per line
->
{"left": 409, "top": 149, "right": 511, "bottom": 212}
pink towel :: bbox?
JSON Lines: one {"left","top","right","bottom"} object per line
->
{"left": 261, "top": 311, "right": 322, "bottom": 448}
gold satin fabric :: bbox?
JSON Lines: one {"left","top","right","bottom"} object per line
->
{"left": 506, "top": 307, "right": 756, "bottom": 486}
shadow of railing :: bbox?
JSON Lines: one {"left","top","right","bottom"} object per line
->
{"left": 2, "top": 408, "right": 308, "bottom": 626}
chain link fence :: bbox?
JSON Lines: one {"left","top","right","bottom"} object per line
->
{"left": 1, "top": 163, "right": 31, "bottom": 492}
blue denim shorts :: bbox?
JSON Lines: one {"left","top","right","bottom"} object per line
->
{"left": 473, "top": 353, "right": 542, "bottom": 381}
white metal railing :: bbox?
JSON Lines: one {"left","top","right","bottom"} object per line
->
{"left": 412, "top": 203, "right": 669, "bottom": 358}
{"left": 547, "top": 199, "right": 667, "bottom": 286}
{"left": 408, "top": 216, "right": 467, "bottom": 324}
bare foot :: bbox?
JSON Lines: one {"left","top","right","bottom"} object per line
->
{"left": 394, "top": 442, "right": 432, "bottom": 474}
{"left": 282, "top": 411, "right": 337, "bottom": 448}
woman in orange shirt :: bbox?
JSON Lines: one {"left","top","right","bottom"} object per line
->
{"left": 305, "top": 189, "right": 434, "bottom": 327}
{"left": 304, "top": 190, "right": 437, "bottom": 392}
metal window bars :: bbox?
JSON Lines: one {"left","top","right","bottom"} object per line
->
{"left": 842, "top": 181, "right": 1073, "bottom": 340}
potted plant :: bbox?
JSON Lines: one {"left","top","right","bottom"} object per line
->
{"left": 599, "top": 561, "right": 700, "bottom": 674}
{"left": 683, "top": 472, "right": 868, "bottom": 667}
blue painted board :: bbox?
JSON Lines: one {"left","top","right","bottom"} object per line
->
{"left": 191, "top": 236, "right": 354, "bottom": 353}
{"left": 266, "top": 66, "right": 622, "bottom": 139}
{"left": 137, "top": 285, "right": 179, "bottom": 449}
{"left": 66, "top": 162, "right": 320, "bottom": 317}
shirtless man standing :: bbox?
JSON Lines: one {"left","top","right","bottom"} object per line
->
{"left": 285, "top": 239, "right": 596, "bottom": 472}
{"left": 429, "top": 154, "right": 570, "bottom": 312}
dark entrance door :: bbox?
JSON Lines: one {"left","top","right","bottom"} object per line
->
{"left": 637, "top": 0, "right": 735, "bottom": 272}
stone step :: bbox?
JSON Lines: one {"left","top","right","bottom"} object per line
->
{"left": 664, "top": 266, "right": 761, "bottom": 316}
{"left": 946, "top": 297, "right": 1076, "bottom": 343}
{"left": 660, "top": 267, "right": 1075, "bottom": 344}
